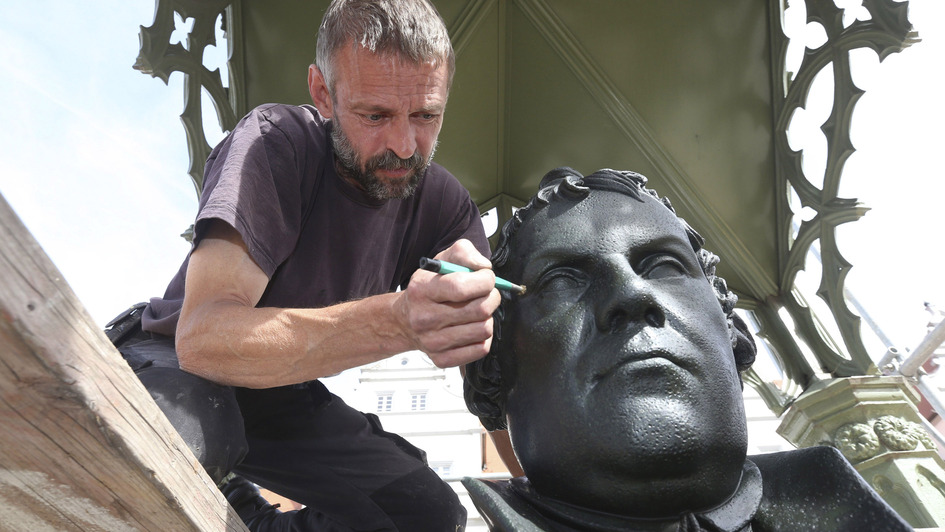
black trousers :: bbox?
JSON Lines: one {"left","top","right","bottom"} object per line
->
{"left": 118, "top": 336, "right": 465, "bottom": 531}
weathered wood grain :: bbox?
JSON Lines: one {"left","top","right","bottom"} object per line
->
{"left": 0, "top": 193, "right": 247, "bottom": 531}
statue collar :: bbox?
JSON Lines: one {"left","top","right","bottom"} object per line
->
{"left": 465, "top": 460, "right": 762, "bottom": 532}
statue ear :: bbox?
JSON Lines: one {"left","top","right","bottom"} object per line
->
{"left": 730, "top": 312, "right": 756, "bottom": 373}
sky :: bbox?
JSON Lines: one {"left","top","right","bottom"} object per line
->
{"left": 0, "top": 1, "right": 942, "bottom": 368}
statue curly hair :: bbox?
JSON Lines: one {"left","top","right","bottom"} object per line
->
{"left": 463, "top": 167, "right": 756, "bottom": 431}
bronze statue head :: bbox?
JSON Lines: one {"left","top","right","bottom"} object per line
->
{"left": 465, "top": 167, "right": 757, "bottom": 517}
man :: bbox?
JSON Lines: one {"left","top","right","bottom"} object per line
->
{"left": 112, "top": 1, "right": 500, "bottom": 530}
{"left": 463, "top": 168, "right": 911, "bottom": 531}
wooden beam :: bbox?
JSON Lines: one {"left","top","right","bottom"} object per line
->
{"left": 0, "top": 193, "right": 247, "bottom": 531}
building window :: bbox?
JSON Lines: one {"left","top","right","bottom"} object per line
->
{"left": 430, "top": 461, "right": 452, "bottom": 477}
{"left": 410, "top": 391, "right": 427, "bottom": 411}
{"left": 376, "top": 392, "right": 393, "bottom": 412}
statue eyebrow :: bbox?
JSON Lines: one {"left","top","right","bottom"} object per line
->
{"left": 636, "top": 232, "right": 692, "bottom": 253}
{"left": 523, "top": 248, "right": 596, "bottom": 280}
{"left": 629, "top": 234, "right": 700, "bottom": 270}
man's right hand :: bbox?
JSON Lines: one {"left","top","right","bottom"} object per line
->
{"left": 395, "top": 239, "right": 501, "bottom": 368}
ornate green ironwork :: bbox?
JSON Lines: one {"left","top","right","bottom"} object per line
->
{"left": 752, "top": 0, "right": 917, "bottom": 412}
{"left": 135, "top": 0, "right": 244, "bottom": 198}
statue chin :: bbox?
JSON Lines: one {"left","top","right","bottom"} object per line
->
{"left": 509, "top": 402, "right": 749, "bottom": 518}
{"left": 521, "top": 449, "right": 747, "bottom": 517}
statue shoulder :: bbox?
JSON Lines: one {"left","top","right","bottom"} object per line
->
{"left": 462, "top": 477, "right": 552, "bottom": 532}
{"left": 750, "top": 448, "right": 912, "bottom": 531}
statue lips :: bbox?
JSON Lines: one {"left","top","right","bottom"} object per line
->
{"left": 591, "top": 333, "right": 698, "bottom": 393}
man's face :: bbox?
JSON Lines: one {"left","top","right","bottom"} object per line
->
{"left": 499, "top": 189, "right": 747, "bottom": 517}
{"left": 312, "top": 44, "right": 449, "bottom": 201}
{"left": 330, "top": 117, "right": 433, "bottom": 200}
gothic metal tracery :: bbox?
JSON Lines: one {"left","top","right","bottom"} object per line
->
{"left": 754, "top": 0, "right": 918, "bottom": 412}
{"left": 135, "top": 0, "right": 244, "bottom": 198}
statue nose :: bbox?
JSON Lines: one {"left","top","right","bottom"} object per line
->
{"left": 596, "top": 265, "right": 666, "bottom": 334}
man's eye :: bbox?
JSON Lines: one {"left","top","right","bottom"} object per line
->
{"left": 641, "top": 255, "right": 687, "bottom": 279}
{"left": 365, "top": 114, "right": 383, "bottom": 122}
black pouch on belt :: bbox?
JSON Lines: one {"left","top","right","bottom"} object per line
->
{"left": 103, "top": 302, "right": 150, "bottom": 347}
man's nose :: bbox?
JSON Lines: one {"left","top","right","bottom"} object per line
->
{"left": 386, "top": 117, "right": 418, "bottom": 160}
{"left": 595, "top": 261, "right": 666, "bottom": 334}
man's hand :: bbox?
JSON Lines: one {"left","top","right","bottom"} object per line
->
{"left": 395, "top": 239, "right": 501, "bottom": 367}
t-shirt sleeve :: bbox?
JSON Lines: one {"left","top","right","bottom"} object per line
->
{"left": 194, "top": 106, "right": 308, "bottom": 277}
{"left": 427, "top": 171, "right": 491, "bottom": 260}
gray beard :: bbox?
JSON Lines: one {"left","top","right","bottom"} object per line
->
{"left": 330, "top": 120, "right": 436, "bottom": 201}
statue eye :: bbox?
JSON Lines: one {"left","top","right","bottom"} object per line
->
{"left": 640, "top": 254, "right": 687, "bottom": 279}
{"left": 534, "top": 267, "right": 584, "bottom": 293}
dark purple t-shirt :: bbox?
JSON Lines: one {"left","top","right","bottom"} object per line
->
{"left": 142, "top": 104, "right": 489, "bottom": 337}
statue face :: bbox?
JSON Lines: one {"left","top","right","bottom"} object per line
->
{"left": 499, "top": 189, "right": 748, "bottom": 517}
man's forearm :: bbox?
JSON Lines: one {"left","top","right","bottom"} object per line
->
{"left": 176, "top": 292, "right": 411, "bottom": 388}
{"left": 175, "top": 223, "right": 498, "bottom": 389}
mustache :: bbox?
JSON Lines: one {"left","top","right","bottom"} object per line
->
{"left": 366, "top": 149, "right": 425, "bottom": 172}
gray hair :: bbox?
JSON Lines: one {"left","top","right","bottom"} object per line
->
{"left": 315, "top": 0, "right": 456, "bottom": 93}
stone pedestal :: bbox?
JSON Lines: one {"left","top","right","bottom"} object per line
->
{"left": 778, "top": 376, "right": 945, "bottom": 528}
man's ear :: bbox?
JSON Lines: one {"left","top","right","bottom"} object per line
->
{"left": 308, "top": 64, "right": 333, "bottom": 118}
